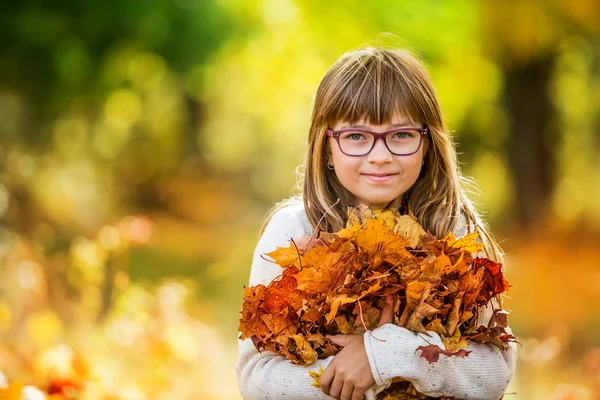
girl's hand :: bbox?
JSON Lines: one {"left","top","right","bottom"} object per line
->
{"left": 320, "top": 296, "right": 395, "bottom": 400}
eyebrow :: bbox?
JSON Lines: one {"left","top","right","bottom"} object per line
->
{"left": 339, "top": 122, "right": 418, "bottom": 129}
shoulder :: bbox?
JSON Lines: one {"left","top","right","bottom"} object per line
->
{"left": 263, "top": 198, "right": 312, "bottom": 237}
{"left": 249, "top": 200, "right": 311, "bottom": 286}
{"left": 451, "top": 213, "right": 477, "bottom": 237}
{"left": 258, "top": 199, "right": 312, "bottom": 251}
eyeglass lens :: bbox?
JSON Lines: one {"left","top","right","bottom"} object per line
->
{"left": 338, "top": 130, "right": 421, "bottom": 156}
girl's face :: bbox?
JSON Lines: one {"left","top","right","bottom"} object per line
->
{"left": 328, "top": 114, "right": 427, "bottom": 210}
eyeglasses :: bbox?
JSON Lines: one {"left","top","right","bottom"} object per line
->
{"left": 326, "top": 126, "right": 429, "bottom": 156}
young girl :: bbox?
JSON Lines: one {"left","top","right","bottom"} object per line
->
{"left": 236, "top": 46, "right": 516, "bottom": 400}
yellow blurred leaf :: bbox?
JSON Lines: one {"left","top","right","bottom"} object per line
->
{"left": 26, "top": 309, "right": 63, "bottom": 346}
{"left": 0, "top": 301, "right": 12, "bottom": 331}
{"left": 0, "top": 382, "right": 24, "bottom": 400}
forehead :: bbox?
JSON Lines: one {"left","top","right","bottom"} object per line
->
{"left": 333, "top": 113, "right": 420, "bottom": 130}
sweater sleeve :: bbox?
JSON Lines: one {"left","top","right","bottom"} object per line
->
{"left": 236, "top": 204, "right": 388, "bottom": 399}
{"left": 362, "top": 215, "right": 516, "bottom": 400}
{"left": 363, "top": 303, "right": 516, "bottom": 399}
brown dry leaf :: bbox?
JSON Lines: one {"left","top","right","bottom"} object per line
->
{"left": 239, "top": 204, "right": 515, "bottom": 379}
{"left": 419, "top": 261, "right": 442, "bottom": 285}
{"left": 445, "top": 297, "right": 463, "bottom": 336}
{"left": 335, "top": 315, "right": 355, "bottom": 334}
{"left": 406, "top": 302, "right": 439, "bottom": 335}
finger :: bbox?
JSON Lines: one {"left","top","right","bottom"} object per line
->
{"left": 320, "top": 363, "right": 335, "bottom": 395}
{"left": 378, "top": 295, "right": 395, "bottom": 327}
{"left": 340, "top": 381, "right": 354, "bottom": 400}
{"left": 327, "top": 334, "right": 353, "bottom": 347}
{"left": 329, "top": 374, "right": 343, "bottom": 400}
{"left": 351, "top": 385, "right": 367, "bottom": 400}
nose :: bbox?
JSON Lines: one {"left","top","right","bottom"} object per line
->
{"left": 367, "top": 137, "right": 393, "bottom": 163}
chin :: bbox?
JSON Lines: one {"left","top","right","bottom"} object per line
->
{"left": 364, "top": 198, "right": 398, "bottom": 208}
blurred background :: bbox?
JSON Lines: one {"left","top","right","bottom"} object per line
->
{"left": 0, "top": 0, "right": 599, "bottom": 399}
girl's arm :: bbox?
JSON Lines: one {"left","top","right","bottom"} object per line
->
{"left": 363, "top": 301, "right": 516, "bottom": 400}
{"left": 236, "top": 204, "right": 386, "bottom": 399}
{"left": 362, "top": 216, "right": 516, "bottom": 400}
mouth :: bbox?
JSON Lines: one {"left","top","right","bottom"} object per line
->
{"left": 361, "top": 173, "right": 398, "bottom": 183}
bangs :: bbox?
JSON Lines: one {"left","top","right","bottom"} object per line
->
{"left": 320, "top": 51, "right": 427, "bottom": 127}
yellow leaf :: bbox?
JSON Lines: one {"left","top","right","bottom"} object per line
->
{"left": 290, "top": 334, "right": 318, "bottom": 365}
{"left": 309, "top": 365, "right": 324, "bottom": 388}
{"left": 394, "top": 215, "right": 426, "bottom": 248}
{"left": 442, "top": 327, "right": 469, "bottom": 352}
{"left": 444, "top": 231, "right": 485, "bottom": 254}
{"left": 325, "top": 295, "right": 357, "bottom": 323}
{"left": 266, "top": 245, "right": 301, "bottom": 269}
{"left": 0, "top": 301, "right": 12, "bottom": 331}
{"left": 406, "top": 281, "right": 428, "bottom": 309}
{"left": 26, "top": 309, "right": 63, "bottom": 346}
{"left": 434, "top": 253, "right": 452, "bottom": 274}
{"left": 374, "top": 209, "right": 399, "bottom": 231}
{"left": 424, "top": 318, "right": 447, "bottom": 336}
{"left": 335, "top": 315, "right": 354, "bottom": 334}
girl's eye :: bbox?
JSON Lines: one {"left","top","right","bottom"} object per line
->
{"left": 346, "top": 133, "right": 365, "bottom": 140}
{"left": 392, "top": 131, "right": 412, "bottom": 139}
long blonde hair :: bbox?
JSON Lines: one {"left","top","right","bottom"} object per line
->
{"left": 265, "top": 46, "right": 503, "bottom": 263}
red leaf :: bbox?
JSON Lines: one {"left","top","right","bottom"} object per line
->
{"left": 415, "top": 344, "right": 472, "bottom": 364}
{"left": 474, "top": 257, "right": 511, "bottom": 295}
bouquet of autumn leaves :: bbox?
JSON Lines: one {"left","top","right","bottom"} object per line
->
{"left": 238, "top": 206, "right": 515, "bottom": 398}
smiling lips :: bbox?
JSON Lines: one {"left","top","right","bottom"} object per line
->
{"left": 361, "top": 173, "right": 398, "bottom": 183}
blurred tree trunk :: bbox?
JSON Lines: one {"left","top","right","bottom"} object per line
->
{"left": 480, "top": 0, "right": 600, "bottom": 226}
{"left": 503, "top": 54, "right": 557, "bottom": 225}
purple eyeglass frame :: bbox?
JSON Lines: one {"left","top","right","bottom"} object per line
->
{"left": 326, "top": 126, "right": 429, "bottom": 156}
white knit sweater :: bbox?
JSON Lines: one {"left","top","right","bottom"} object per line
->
{"left": 236, "top": 201, "right": 516, "bottom": 399}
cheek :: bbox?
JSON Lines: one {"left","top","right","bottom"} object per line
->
{"left": 399, "top": 154, "right": 422, "bottom": 170}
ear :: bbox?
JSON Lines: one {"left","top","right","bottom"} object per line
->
{"left": 422, "top": 134, "right": 430, "bottom": 157}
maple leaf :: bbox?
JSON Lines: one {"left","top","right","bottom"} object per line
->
{"left": 416, "top": 344, "right": 472, "bottom": 364}
{"left": 325, "top": 294, "right": 357, "bottom": 324}
{"left": 406, "top": 302, "right": 439, "bottom": 335}
{"left": 444, "top": 231, "right": 485, "bottom": 255}
{"left": 266, "top": 245, "right": 302, "bottom": 269}
{"left": 239, "top": 204, "right": 515, "bottom": 384}
{"left": 423, "top": 318, "right": 447, "bottom": 336}
{"left": 444, "top": 297, "right": 462, "bottom": 337}
{"left": 290, "top": 334, "right": 318, "bottom": 364}
{"left": 474, "top": 257, "right": 511, "bottom": 296}
{"left": 309, "top": 365, "right": 324, "bottom": 388}
{"left": 442, "top": 327, "right": 470, "bottom": 352}
{"left": 406, "top": 281, "right": 428, "bottom": 309}
{"left": 394, "top": 214, "right": 426, "bottom": 248}
{"left": 419, "top": 261, "right": 442, "bottom": 285}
